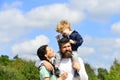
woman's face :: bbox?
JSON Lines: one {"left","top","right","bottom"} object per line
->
{"left": 45, "top": 46, "right": 54, "bottom": 59}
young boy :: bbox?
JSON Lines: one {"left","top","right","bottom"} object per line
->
{"left": 55, "top": 20, "right": 83, "bottom": 77}
{"left": 56, "top": 20, "right": 83, "bottom": 51}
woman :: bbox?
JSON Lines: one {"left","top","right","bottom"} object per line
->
{"left": 37, "top": 45, "right": 67, "bottom": 80}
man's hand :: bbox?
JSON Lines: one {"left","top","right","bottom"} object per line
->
{"left": 58, "top": 72, "right": 68, "bottom": 80}
{"left": 42, "top": 61, "right": 53, "bottom": 71}
{"left": 72, "top": 62, "right": 80, "bottom": 71}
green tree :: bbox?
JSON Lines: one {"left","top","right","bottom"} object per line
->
{"left": 22, "top": 60, "right": 39, "bottom": 80}
{"left": 109, "top": 59, "right": 120, "bottom": 80}
{"left": 0, "top": 66, "right": 26, "bottom": 80}
{"left": 85, "top": 63, "right": 99, "bottom": 80}
{"left": 13, "top": 55, "right": 19, "bottom": 59}
{"left": 0, "top": 55, "right": 10, "bottom": 66}
{"left": 0, "top": 55, "right": 39, "bottom": 80}
{"left": 97, "top": 68, "right": 108, "bottom": 80}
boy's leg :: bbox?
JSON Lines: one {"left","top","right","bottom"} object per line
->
{"left": 71, "top": 51, "right": 79, "bottom": 62}
{"left": 53, "top": 53, "right": 61, "bottom": 77}
{"left": 54, "top": 53, "right": 61, "bottom": 67}
{"left": 71, "top": 51, "right": 80, "bottom": 77}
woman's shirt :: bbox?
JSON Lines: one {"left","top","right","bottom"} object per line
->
{"left": 39, "top": 65, "right": 57, "bottom": 80}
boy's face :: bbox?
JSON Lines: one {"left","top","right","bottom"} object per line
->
{"left": 60, "top": 28, "right": 69, "bottom": 36}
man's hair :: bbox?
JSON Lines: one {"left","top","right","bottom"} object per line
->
{"left": 56, "top": 20, "right": 72, "bottom": 33}
{"left": 37, "top": 45, "right": 48, "bottom": 60}
{"left": 58, "top": 37, "right": 70, "bottom": 49}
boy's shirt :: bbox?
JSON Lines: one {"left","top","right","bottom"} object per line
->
{"left": 63, "top": 30, "right": 83, "bottom": 51}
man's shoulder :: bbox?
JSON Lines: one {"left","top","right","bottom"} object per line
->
{"left": 55, "top": 52, "right": 60, "bottom": 56}
{"left": 35, "top": 60, "right": 41, "bottom": 68}
{"left": 78, "top": 57, "right": 84, "bottom": 62}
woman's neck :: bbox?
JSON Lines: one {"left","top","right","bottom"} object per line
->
{"left": 46, "top": 57, "right": 51, "bottom": 62}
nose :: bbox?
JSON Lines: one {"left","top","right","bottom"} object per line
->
{"left": 62, "top": 32, "right": 66, "bottom": 35}
{"left": 66, "top": 47, "right": 70, "bottom": 50}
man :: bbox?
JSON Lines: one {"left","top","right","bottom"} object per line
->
{"left": 56, "top": 37, "right": 88, "bottom": 80}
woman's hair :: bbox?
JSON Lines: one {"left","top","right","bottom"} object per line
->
{"left": 56, "top": 20, "right": 72, "bottom": 33}
{"left": 37, "top": 45, "right": 48, "bottom": 60}
{"left": 37, "top": 45, "right": 56, "bottom": 75}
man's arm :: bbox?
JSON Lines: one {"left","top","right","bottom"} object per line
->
{"left": 35, "top": 60, "right": 53, "bottom": 71}
{"left": 78, "top": 58, "right": 88, "bottom": 80}
{"left": 42, "top": 60, "right": 54, "bottom": 71}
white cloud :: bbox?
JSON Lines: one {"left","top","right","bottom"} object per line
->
{"left": 93, "top": 62, "right": 110, "bottom": 71}
{"left": 0, "top": 3, "right": 84, "bottom": 30}
{"left": 0, "top": 2, "right": 85, "bottom": 44}
{"left": 78, "top": 47, "right": 95, "bottom": 57}
{"left": 113, "top": 52, "right": 120, "bottom": 60}
{"left": 25, "top": 3, "right": 84, "bottom": 27}
{"left": 82, "top": 35, "right": 120, "bottom": 69}
{"left": 83, "top": 35, "right": 115, "bottom": 47}
{"left": 12, "top": 35, "right": 49, "bottom": 61}
{"left": 115, "top": 39, "right": 120, "bottom": 48}
{"left": 0, "top": 8, "right": 29, "bottom": 43}
{"left": 1, "top": 1, "right": 22, "bottom": 10}
{"left": 111, "top": 21, "right": 120, "bottom": 34}
{"left": 83, "top": 35, "right": 116, "bottom": 55}
{"left": 70, "top": 0, "right": 120, "bottom": 21}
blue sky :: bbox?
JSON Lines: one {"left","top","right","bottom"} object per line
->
{"left": 0, "top": 0, "right": 120, "bottom": 70}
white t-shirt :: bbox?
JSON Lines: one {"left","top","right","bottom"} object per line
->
{"left": 58, "top": 57, "right": 88, "bottom": 80}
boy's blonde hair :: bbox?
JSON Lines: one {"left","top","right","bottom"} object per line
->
{"left": 56, "top": 20, "right": 72, "bottom": 33}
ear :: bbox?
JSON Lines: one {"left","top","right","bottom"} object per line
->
{"left": 44, "top": 53, "right": 47, "bottom": 58}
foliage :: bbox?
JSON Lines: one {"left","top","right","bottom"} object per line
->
{"left": 108, "top": 59, "right": 120, "bottom": 80}
{"left": 85, "top": 63, "right": 99, "bottom": 80}
{"left": 0, "top": 55, "right": 120, "bottom": 80}
{"left": 0, "top": 55, "right": 39, "bottom": 80}
{"left": 97, "top": 68, "right": 108, "bottom": 80}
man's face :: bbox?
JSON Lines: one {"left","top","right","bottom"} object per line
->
{"left": 60, "top": 42, "right": 72, "bottom": 58}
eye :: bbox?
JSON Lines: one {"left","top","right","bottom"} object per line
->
{"left": 68, "top": 45, "right": 71, "bottom": 47}
{"left": 62, "top": 46, "right": 66, "bottom": 48}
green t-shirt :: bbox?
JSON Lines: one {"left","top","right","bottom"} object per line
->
{"left": 39, "top": 65, "right": 57, "bottom": 80}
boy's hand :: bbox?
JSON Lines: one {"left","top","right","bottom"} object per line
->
{"left": 43, "top": 61, "right": 53, "bottom": 71}
{"left": 69, "top": 39, "right": 76, "bottom": 44}
{"left": 56, "top": 35, "right": 60, "bottom": 40}
{"left": 56, "top": 34, "right": 62, "bottom": 40}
